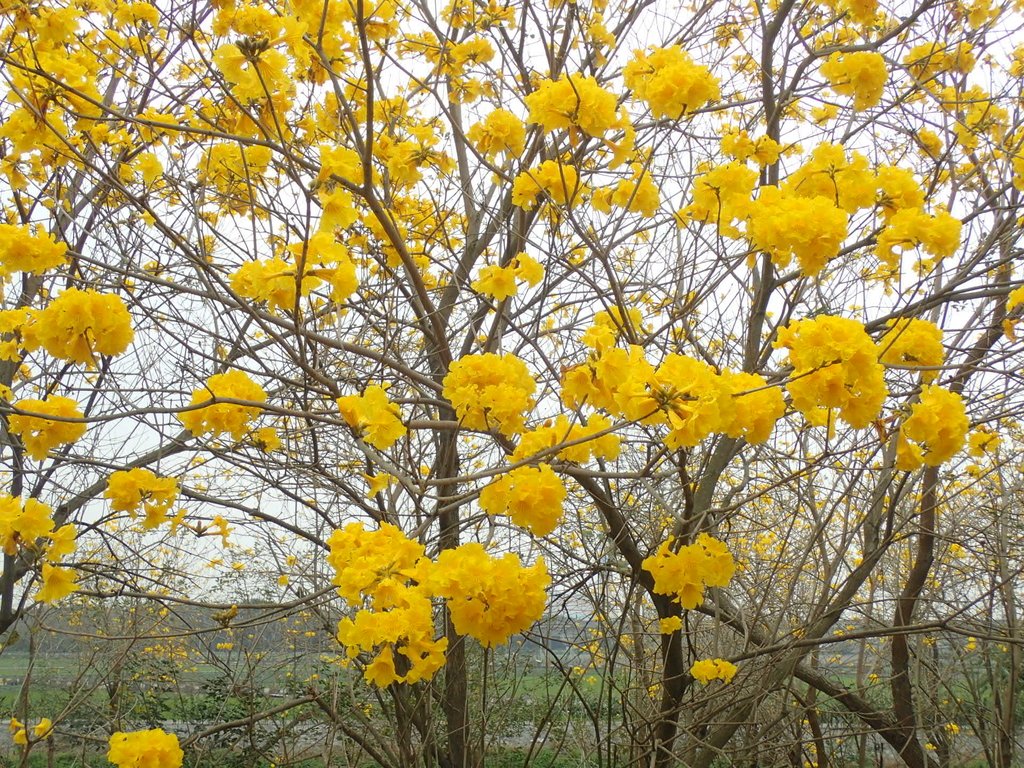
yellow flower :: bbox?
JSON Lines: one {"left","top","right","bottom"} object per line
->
{"left": 512, "top": 160, "right": 584, "bottom": 209}
{"left": 876, "top": 166, "right": 925, "bottom": 217}
{"left": 0, "top": 224, "right": 67, "bottom": 276}
{"left": 45, "top": 524, "right": 77, "bottom": 562}
{"left": 428, "top": 543, "right": 549, "bottom": 648}
{"left": 8, "top": 396, "right": 87, "bottom": 460}
{"left": 10, "top": 718, "right": 27, "bottom": 745}
{"left": 745, "top": 186, "right": 848, "bottom": 276}
{"left": 178, "top": 370, "right": 266, "bottom": 440}
{"left": 22, "top": 289, "right": 133, "bottom": 367}
{"left": 479, "top": 464, "right": 566, "bottom": 536}
{"left": 467, "top": 108, "right": 526, "bottom": 158}
{"left": 967, "top": 426, "right": 999, "bottom": 457}
{"left": 680, "top": 162, "right": 757, "bottom": 238}
{"left": 0, "top": 495, "right": 54, "bottom": 555}
{"left": 105, "top": 469, "right": 180, "bottom": 529}
{"left": 690, "top": 658, "right": 738, "bottom": 684}
{"left": 513, "top": 253, "right": 544, "bottom": 286}
{"left": 443, "top": 353, "right": 536, "bottom": 435}
{"left": 643, "top": 534, "right": 735, "bottom": 610}
{"left": 895, "top": 386, "right": 968, "bottom": 470}
{"left": 720, "top": 128, "right": 781, "bottom": 167}
{"left": 253, "top": 426, "right": 281, "bottom": 452}
{"left": 784, "top": 144, "right": 876, "bottom": 214}
{"left": 658, "top": 616, "right": 683, "bottom": 634}
{"left": 362, "top": 472, "right": 394, "bottom": 498}
{"left": 614, "top": 354, "right": 731, "bottom": 449}
{"left": 623, "top": 45, "right": 719, "bottom": 119}
{"left": 774, "top": 315, "right": 887, "bottom": 429}
{"left": 513, "top": 413, "right": 620, "bottom": 464}
{"left": 608, "top": 168, "right": 660, "bottom": 217}
{"left": 525, "top": 74, "right": 618, "bottom": 137}
{"left": 472, "top": 264, "right": 519, "bottom": 300}
{"left": 336, "top": 385, "right": 406, "bottom": 450}
{"left": 875, "top": 208, "right": 962, "bottom": 276}
{"left": 719, "top": 370, "right": 785, "bottom": 444}
{"left": 230, "top": 258, "right": 314, "bottom": 311}
{"left": 107, "top": 729, "right": 183, "bottom": 768}
{"left": 878, "top": 318, "right": 944, "bottom": 382}
{"left": 328, "top": 522, "right": 448, "bottom": 687}
{"left": 32, "top": 719, "right": 53, "bottom": 739}
{"left": 35, "top": 563, "right": 79, "bottom": 604}
{"left": 821, "top": 51, "right": 887, "bottom": 110}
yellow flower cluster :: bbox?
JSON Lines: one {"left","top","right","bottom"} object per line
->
{"left": 719, "top": 370, "right": 788, "bottom": 444}
{"left": 623, "top": 45, "right": 720, "bottom": 119}
{"left": 9, "top": 717, "right": 53, "bottom": 746}
{"left": 968, "top": 426, "right": 999, "bottom": 457}
{"left": 472, "top": 253, "right": 545, "bottom": 300}
{"left": 616, "top": 354, "right": 730, "bottom": 448}
{"left": 745, "top": 186, "right": 849, "bottom": 275}
{"left": 429, "top": 543, "right": 549, "bottom": 648}
{"left": 876, "top": 166, "right": 925, "bottom": 216}
{"left": 936, "top": 85, "right": 1007, "bottom": 150}
{"left": 1, "top": 496, "right": 60, "bottom": 556}
{"left": 591, "top": 166, "right": 661, "bottom": 218}
{"left": 336, "top": 385, "right": 407, "bottom": 450}
{"left": 513, "top": 413, "right": 621, "bottom": 463}
{"left": 720, "top": 129, "right": 782, "bottom": 167}
{"left": 23, "top": 289, "right": 133, "bottom": 366}
{"left": 8, "top": 396, "right": 87, "bottom": 460}
{"left": 230, "top": 257, "right": 321, "bottom": 311}
{"left": 774, "top": 315, "right": 887, "bottom": 429}
{"left": 328, "top": 522, "right": 426, "bottom": 603}
{"left": 443, "top": 353, "right": 536, "bottom": 434}
{"left": 467, "top": 108, "right": 526, "bottom": 158}
{"left": 838, "top": 0, "right": 879, "bottom": 24}
{"left": 230, "top": 232, "right": 358, "bottom": 310}
{"left": 904, "top": 42, "right": 975, "bottom": 81}
{"left": 107, "top": 729, "right": 183, "bottom": 768}
{"left": 820, "top": 51, "right": 887, "bottom": 110}
{"left": 896, "top": 385, "right": 968, "bottom": 470}
{"left": 178, "top": 370, "right": 266, "bottom": 439}
{"left": 330, "top": 523, "right": 447, "bottom": 687}
{"left": 0, "top": 308, "right": 29, "bottom": 361}
{"left": 562, "top": 346, "right": 784, "bottom": 446}
{"left": 423, "top": 36, "right": 495, "bottom": 77}
{"left": 525, "top": 74, "right": 618, "bottom": 137}
{"left": 643, "top": 533, "right": 735, "bottom": 610}
{"left": 690, "top": 658, "right": 738, "bottom": 684}
{"left": 0, "top": 494, "right": 77, "bottom": 603}
{"left": 630, "top": 356, "right": 786, "bottom": 448}
{"left": 784, "top": 144, "right": 876, "bottom": 213}
{"left": 327, "top": 523, "right": 549, "bottom": 685}
{"left": 0, "top": 224, "right": 67, "bottom": 276}
{"left": 36, "top": 563, "right": 80, "bottom": 604}
{"left": 875, "top": 207, "right": 961, "bottom": 275}
{"left": 212, "top": 39, "right": 292, "bottom": 104}
{"left": 878, "top": 318, "right": 944, "bottom": 382}
{"left": 478, "top": 464, "right": 567, "bottom": 536}
{"left": 512, "top": 160, "right": 583, "bottom": 209}
{"left": 580, "top": 307, "right": 645, "bottom": 352}
{"left": 1006, "top": 285, "right": 1024, "bottom": 339}
{"left": 658, "top": 616, "right": 683, "bottom": 634}
{"left": 680, "top": 162, "right": 758, "bottom": 237}
{"left": 105, "top": 468, "right": 180, "bottom": 529}
{"left": 561, "top": 348, "right": 631, "bottom": 411}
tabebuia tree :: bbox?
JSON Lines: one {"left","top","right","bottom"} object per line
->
{"left": 1, "top": 0, "right": 1023, "bottom": 764}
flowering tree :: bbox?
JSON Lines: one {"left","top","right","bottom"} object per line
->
{"left": 2, "top": 0, "right": 1024, "bottom": 765}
